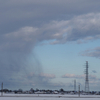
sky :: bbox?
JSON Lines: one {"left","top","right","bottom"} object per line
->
{"left": 0, "top": 0, "right": 100, "bottom": 91}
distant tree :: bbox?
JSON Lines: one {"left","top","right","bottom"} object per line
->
{"left": 14, "top": 90, "right": 18, "bottom": 94}
{"left": 60, "top": 88, "right": 64, "bottom": 92}
{"left": 3, "top": 89, "right": 9, "bottom": 93}
{"left": 9, "top": 90, "right": 12, "bottom": 92}
{"left": 30, "top": 88, "right": 34, "bottom": 93}
{"left": 36, "top": 88, "right": 39, "bottom": 91}
{"left": 18, "top": 89, "right": 23, "bottom": 93}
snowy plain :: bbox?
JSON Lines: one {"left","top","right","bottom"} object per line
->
{"left": 0, "top": 94, "right": 100, "bottom": 100}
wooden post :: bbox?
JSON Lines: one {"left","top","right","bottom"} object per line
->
{"left": 78, "top": 85, "right": 80, "bottom": 97}
{"left": 1, "top": 82, "right": 3, "bottom": 96}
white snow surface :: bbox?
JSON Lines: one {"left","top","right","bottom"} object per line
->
{"left": 0, "top": 94, "right": 100, "bottom": 100}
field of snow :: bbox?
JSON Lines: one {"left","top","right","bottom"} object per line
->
{"left": 0, "top": 94, "right": 100, "bottom": 100}
{"left": 0, "top": 97, "right": 100, "bottom": 100}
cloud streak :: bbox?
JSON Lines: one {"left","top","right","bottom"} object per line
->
{"left": 39, "top": 73, "right": 56, "bottom": 79}
{"left": 62, "top": 74, "right": 85, "bottom": 79}
{"left": 62, "top": 73, "right": 99, "bottom": 81}
{"left": 81, "top": 47, "right": 100, "bottom": 58}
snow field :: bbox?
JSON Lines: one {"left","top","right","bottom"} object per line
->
{"left": 0, "top": 94, "right": 100, "bottom": 100}
{"left": 0, "top": 97, "right": 100, "bottom": 100}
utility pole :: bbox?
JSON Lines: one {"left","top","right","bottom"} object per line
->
{"left": 78, "top": 85, "right": 80, "bottom": 97}
{"left": 85, "top": 61, "right": 89, "bottom": 93}
{"left": 1, "top": 82, "right": 3, "bottom": 96}
{"left": 74, "top": 80, "right": 76, "bottom": 92}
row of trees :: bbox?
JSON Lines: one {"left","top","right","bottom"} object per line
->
{"left": 0, "top": 88, "right": 65, "bottom": 94}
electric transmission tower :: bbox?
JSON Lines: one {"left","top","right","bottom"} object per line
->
{"left": 85, "top": 61, "right": 89, "bottom": 93}
{"left": 74, "top": 80, "right": 76, "bottom": 92}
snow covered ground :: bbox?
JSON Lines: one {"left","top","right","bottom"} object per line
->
{"left": 0, "top": 94, "right": 100, "bottom": 100}
{"left": 0, "top": 97, "right": 100, "bottom": 100}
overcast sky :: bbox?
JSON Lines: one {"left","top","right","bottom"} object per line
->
{"left": 1, "top": 0, "right": 100, "bottom": 91}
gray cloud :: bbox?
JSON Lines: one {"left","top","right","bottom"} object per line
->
{"left": 1, "top": 12, "right": 100, "bottom": 89}
{"left": 17, "top": 72, "right": 56, "bottom": 90}
{"left": 62, "top": 74, "right": 99, "bottom": 81}
{"left": 81, "top": 47, "right": 100, "bottom": 58}
{"left": 62, "top": 74, "right": 85, "bottom": 79}
{"left": 1, "top": 0, "right": 100, "bottom": 90}
{"left": 1, "top": 13, "right": 100, "bottom": 52}
{"left": 92, "top": 70, "right": 97, "bottom": 73}
{"left": 39, "top": 73, "right": 56, "bottom": 79}
{"left": 1, "top": 0, "right": 100, "bottom": 34}
{"left": 0, "top": 52, "right": 43, "bottom": 89}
